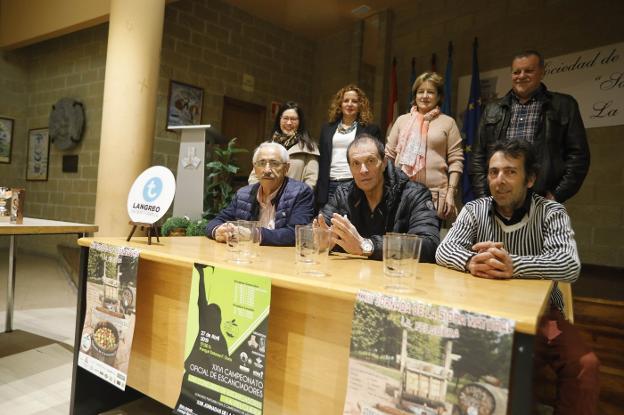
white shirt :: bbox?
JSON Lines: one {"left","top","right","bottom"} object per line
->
{"left": 329, "top": 128, "right": 356, "bottom": 180}
{"left": 256, "top": 185, "right": 279, "bottom": 230}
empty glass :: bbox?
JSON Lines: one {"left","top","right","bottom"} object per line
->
{"left": 295, "top": 225, "right": 331, "bottom": 277}
{"left": 383, "top": 233, "right": 422, "bottom": 292}
{"left": 225, "top": 220, "right": 257, "bottom": 264}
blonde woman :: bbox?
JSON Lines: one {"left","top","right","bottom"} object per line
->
{"left": 386, "top": 72, "right": 463, "bottom": 220}
{"left": 317, "top": 84, "right": 381, "bottom": 207}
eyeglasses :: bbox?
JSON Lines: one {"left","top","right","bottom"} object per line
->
{"left": 280, "top": 116, "right": 299, "bottom": 122}
{"left": 254, "top": 159, "right": 284, "bottom": 168}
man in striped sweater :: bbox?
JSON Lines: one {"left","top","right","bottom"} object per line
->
{"left": 436, "top": 140, "right": 599, "bottom": 414}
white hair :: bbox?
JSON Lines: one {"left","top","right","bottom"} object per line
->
{"left": 252, "top": 142, "right": 290, "bottom": 164}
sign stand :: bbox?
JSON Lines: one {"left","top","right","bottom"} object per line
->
{"left": 126, "top": 221, "right": 160, "bottom": 245}
{"left": 126, "top": 165, "right": 176, "bottom": 245}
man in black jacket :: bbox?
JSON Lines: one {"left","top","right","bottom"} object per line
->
{"left": 471, "top": 50, "right": 590, "bottom": 203}
{"left": 316, "top": 134, "right": 440, "bottom": 262}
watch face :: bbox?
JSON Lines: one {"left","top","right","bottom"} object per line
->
{"left": 362, "top": 239, "right": 374, "bottom": 254}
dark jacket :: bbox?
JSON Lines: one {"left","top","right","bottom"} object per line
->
{"left": 471, "top": 85, "right": 590, "bottom": 203}
{"left": 320, "top": 161, "right": 440, "bottom": 262}
{"left": 205, "top": 178, "right": 315, "bottom": 246}
{"left": 316, "top": 120, "right": 382, "bottom": 206}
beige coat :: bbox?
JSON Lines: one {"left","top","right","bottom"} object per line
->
{"left": 249, "top": 142, "right": 320, "bottom": 190}
{"left": 386, "top": 112, "right": 464, "bottom": 216}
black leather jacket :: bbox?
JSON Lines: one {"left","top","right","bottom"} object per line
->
{"left": 470, "top": 85, "right": 590, "bottom": 203}
{"left": 319, "top": 161, "right": 440, "bottom": 262}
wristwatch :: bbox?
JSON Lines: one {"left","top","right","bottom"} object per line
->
{"left": 360, "top": 238, "right": 374, "bottom": 257}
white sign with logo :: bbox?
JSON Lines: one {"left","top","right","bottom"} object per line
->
{"left": 127, "top": 166, "right": 176, "bottom": 224}
{"left": 456, "top": 42, "right": 624, "bottom": 129}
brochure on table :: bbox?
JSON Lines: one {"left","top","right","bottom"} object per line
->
{"left": 77, "top": 242, "right": 140, "bottom": 390}
{"left": 343, "top": 290, "right": 515, "bottom": 415}
{"left": 174, "top": 264, "right": 271, "bottom": 415}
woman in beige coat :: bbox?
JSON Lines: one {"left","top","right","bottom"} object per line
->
{"left": 386, "top": 72, "right": 464, "bottom": 220}
{"left": 249, "top": 101, "right": 319, "bottom": 189}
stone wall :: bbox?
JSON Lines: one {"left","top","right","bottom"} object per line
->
{"left": 154, "top": 0, "right": 315, "bottom": 171}
{"left": 0, "top": 0, "right": 316, "bottom": 254}
{"left": 307, "top": 26, "right": 362, "bottom": 139}
{"left": 0, "top": 25, "right": 107, "bottom": 253}
{"left": 0, "top": 50, "right": 28, "bottom": 189}
{"left": 20, "top": 25, "right": 107, "bottom": 224}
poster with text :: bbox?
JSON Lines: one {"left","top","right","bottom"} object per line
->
{"left": 343, "top": 291, "right": 515, "bottom": 415}
{"left": 78, "top": 242, "right": 139, "bottom": 390}
{"left": 174, "top": 263, "right": 271, "bottom": 415}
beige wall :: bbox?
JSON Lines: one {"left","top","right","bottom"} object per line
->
{"left": 0, "top": 0, "right": 110, "bottom": 49}
{"left": 389, "top": 0, "right": 624, "bottom": 267}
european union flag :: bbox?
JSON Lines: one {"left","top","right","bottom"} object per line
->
{"left": 462, "top": 38, "right": 481, "bottom": 204}
{"left": 441, "top": 42, "right": 453, "bottom": 116}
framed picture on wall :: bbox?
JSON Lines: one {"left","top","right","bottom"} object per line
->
{"left": 166, "top": 80, "right": 204, "bottom": 130}
{"left": 26, "top": 128, "right": 50, "bottom": 181}
{"left": 0, "top": 117, "right": 14, "bottom": 163}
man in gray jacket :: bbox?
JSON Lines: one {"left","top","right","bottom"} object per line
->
{"left": 317, "top": 134, "right": 440, "bottom": 261}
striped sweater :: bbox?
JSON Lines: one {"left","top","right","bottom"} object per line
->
{"left": 435, "top": 193, "right": 580, "bottom": 311}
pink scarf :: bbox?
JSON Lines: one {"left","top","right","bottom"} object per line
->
{"left": 395, "top": 106, "right": 440, "bottom": 181}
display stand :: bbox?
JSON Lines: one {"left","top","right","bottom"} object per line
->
{"left": 126, "top": 221, "right": 159, "bottom": 245}
{"left": 168, "top": 124, "right": 212, "bottom": 220}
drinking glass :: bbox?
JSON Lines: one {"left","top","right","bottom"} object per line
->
{"left": 383, "top": 233, "right": 422, "bottom": 292}
{"left": 295, "top": 225, "right": 331, "bottom": 276}
{"left": 225, "top": 220, "right": 256, "bottom": 264}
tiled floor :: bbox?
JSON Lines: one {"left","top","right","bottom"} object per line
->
{"left": 0, "top": 251, "right": 76, "bottom": 414}
{"left": 0, "top": 343, "right": 73, "bottom": 414}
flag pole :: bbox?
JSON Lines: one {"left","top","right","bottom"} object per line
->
{"left": 461, "top": 37, "right": 482, "bottom": 204}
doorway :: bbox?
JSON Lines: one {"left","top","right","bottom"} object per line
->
{"left": 221, "top": 97, "right": 266, "bottom": 184}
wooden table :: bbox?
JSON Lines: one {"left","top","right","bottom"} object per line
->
{"left": 71, "top": 237, "right": 553, "bottom": 415}
{"left": 0, "top": 217, "right": 98, "bottom": 332}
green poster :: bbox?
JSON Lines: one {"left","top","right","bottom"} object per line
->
{"left": 174, "top": 263, "right": 271, "bottom": 415}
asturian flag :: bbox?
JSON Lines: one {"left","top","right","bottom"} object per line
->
{"left": 386, "top": 57, "right": 398, "bottom": 134}
{"left": 461, "top": 38, "right": 482, "bottom": 204}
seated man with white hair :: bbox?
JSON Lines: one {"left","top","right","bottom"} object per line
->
{"left": 206, "top": 142, "right": 315, "bottom": 246}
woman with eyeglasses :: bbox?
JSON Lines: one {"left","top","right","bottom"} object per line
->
{"left": 249, "top": 101, "right": 319, "bottom": 190}
{"left": 317, "top": 84, "right": 381, "bottom": 208}
{"left": 385, "top": 72, "right": 464, "bottom": 221}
